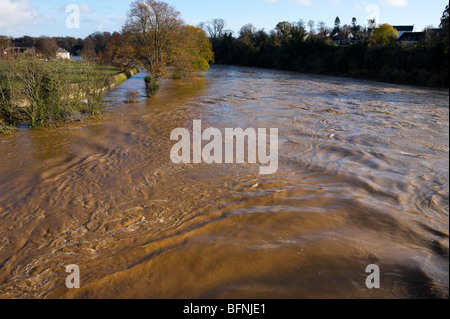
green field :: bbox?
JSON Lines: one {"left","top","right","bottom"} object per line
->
{"left": 0, "top": 58, "right": 127, "bottom": 130}
{"left": 62, "top": 62, "right": 122, "bottom": 83}
{"left": 0, "top": 59, "right": 122, "bottom": 86}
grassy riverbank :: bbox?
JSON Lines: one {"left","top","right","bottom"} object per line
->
{"left": 0, "top": 58, "right": 138, "bottom": 133}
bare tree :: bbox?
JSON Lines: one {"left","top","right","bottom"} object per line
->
{"left": 197, "top": 22, "right": 206, "bottom": 30}
{"left": 80, "top": 37, "right": 97, "bottom": 60}
{"left": 308, "top": 20, "right": 315, "bottom": 35}
{"left": 205, "top": 19, "right": 226, "bottom": 39}
{"left": 317, "top": 21, "right": 327, "bottom": 37}
{"left": 123, "top": 0, "right": 184, "bottom": 79}
{"left": 36, "top": 36, "right": 59, "bottom": 59}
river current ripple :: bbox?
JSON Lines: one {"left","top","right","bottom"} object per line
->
{"left": 0, "top": 65, "right": 448, "bottom": 298}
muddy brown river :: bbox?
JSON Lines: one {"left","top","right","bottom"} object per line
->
{"left": 0, "top": 65, "right": 448, "bottom": 299}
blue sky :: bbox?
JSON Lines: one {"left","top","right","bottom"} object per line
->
{"left": 0, "top": 0, "right": 447, "bottom": 38}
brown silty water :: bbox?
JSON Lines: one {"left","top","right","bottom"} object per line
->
{"left": 0, "top": 65, "right": 448, "bottom": 298}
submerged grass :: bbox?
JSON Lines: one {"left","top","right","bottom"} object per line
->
{"left": 0, "top": 119, "right": 17, "bottom": 134}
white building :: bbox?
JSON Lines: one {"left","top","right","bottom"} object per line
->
{"left": 56, "top": 47, "right": 70, "bottom": 59}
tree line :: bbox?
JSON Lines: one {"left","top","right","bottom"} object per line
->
{"left": 203, "top": 5, "right": 449, "bottom": 88}
{"left": 0, "top": 33, "right": 116, "bottom": 61}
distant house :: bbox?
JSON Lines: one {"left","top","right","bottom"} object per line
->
{"left": 392, "top": 25, "right": 415, "bottom": 38}
{"left": 350, "top": 36, "right": 362, "bottom": 45}
{"left": 397, "top": 32, "right": 425, "bottom": 45}
{"left": 332, "top": 33, "right": 355, "bottom": 45}
{"left": 56, "top": 47, "right": 70, "bottom": 59}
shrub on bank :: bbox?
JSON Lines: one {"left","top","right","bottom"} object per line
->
{"left": 0, "top": 67, "right": 18, "bottom": 126}
{"left": 145, "top": 76, "right": 160, "bottom": 97}
{"left": 0, "top": 119, "right": 16, "bottom": 134}
{"left": 0, "top": 59, "right": 118, "bottom": 131}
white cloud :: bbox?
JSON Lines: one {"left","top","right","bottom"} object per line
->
{"left": 289, "top": 0, "right": 313, "bottom": 6}
{"left": 80, "top": 4, "right": 92, "bottom": 13}
{"left": 384, "top": 0, "right": 408, "bottom": 7}
{"left": 0, "top": 0, "right": 40, "bottom": 34}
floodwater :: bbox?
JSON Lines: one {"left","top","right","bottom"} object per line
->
{"left": 0, "top": 65, "right": 448, "bottom": 299}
